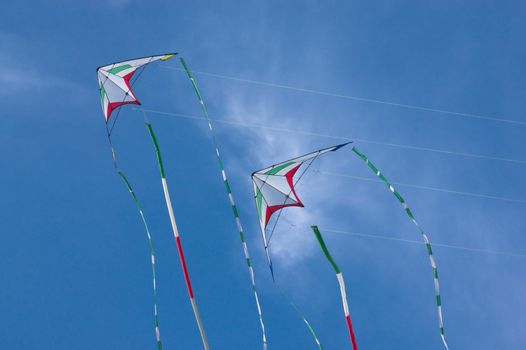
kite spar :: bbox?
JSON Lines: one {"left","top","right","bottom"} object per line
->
{"left": 97, "top": 54, "right": 210, "bottom": 350}
{"left": 351, "top": 146, "right": 448, "bottom": 349}
{"left": 311, "top": 226, "right": 358, "bottom": 350}
{"left": 179, "top": 58, "right": 268, "bottom": 349}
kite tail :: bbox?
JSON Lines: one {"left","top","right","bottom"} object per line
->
{"left": 180, "top": 57, "right": 268, "bottom": 349}
{"left": 311, "top": 226, "right": 358, "bottom": 350}
{"left": 264, "top": 225, "right": 323, "bottom": 349}
{"left": 351, "top": 146, "right": 448, "bottom": 349}
{"left": 275, "top": 283, "right": 324, "bottom": 350}
{"left": 117, "top": 171, "right": 163, "bottom": 350}
{"left": 145, "top": 121, "right": 210, "bottom": 350}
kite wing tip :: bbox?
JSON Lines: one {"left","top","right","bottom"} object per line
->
{"left": 161, "top": 52, "right": 178, "bottom": 61}
{"left": 334, "top": 141, "right": 353, "bottom": 151}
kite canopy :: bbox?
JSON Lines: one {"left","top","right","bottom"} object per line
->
{"left": 97, "top": 53, "right": 176, "bottom": 121}
{"left": 252, "top": 142, "right": 351, "bottom": 246}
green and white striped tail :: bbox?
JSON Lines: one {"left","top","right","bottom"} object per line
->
{"left": 352, "top": 146, "right": 448, "bottom": 349}
{"left": 180, "top": 57, "right": 269, "bottom": 349}
{"left": 117, "top": 171, "right": 164, "bottom": 350}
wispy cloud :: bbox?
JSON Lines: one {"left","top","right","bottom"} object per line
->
{"left": 222, "top": 88, "right": 354, "bottom": 269}
{"left": 0, "top": 32, "right": 82, "bottom": 96}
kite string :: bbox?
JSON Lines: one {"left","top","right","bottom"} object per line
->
{"left": 312, "top": 170, "right": 526, "bottom": 205}
{"left": 136, "top": 108, "right": 526, "bottom": 166}
{"left": 160, "top": 65, "right": 526, "bottom": 127}
{"left": 321, "top": 227, "right": 526, "bottom": 258}
{"left": 280, "top": 208, "right": 526, "bottom": 259}
{"left": 179, "top": 57, "right": 268, "bottom": 350}
{"left": 351, "top": 146, "right": 449, "bottom": 350}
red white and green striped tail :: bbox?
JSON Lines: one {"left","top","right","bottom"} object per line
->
{"left": 251, "top": 142, "right": 351, "bottom": 277}
{"left": 145, "top": 121, "right": 210, "bottom": 350}
{"left": 311, "top": 226, "right": 358, "bottom": 350}
{"left": 351, "top": 146, "right": 449, "bottom": 349}
{"left": 97, "top": 53, "right": 176, "bottom": 121}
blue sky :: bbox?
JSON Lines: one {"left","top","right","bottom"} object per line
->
{"left": 1, "top": 1, "right": 525, "bottom": 349}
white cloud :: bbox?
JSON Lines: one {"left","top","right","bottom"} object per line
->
{"left": 0, "top": 32, "right": 81, "bottom": 96}
{"left": 222, "top": 87, "right": 356, "bottom": 269}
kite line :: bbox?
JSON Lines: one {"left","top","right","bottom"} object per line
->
{"left": 161, "top": 65, "right": 526, "bottom": 127}
{"left": 351, "top": 146, "right": 449, "bottom": 349}
{"left": 322, "top": 227, "right": 526, "bottom": 258}
{"left": 311, "top": 226, "right": 358, "bottom": 350}
{"left": 145, "top": 119, "right": 210, "bottom": 350}
{"left": 179, "top": 57, "right": 268, "bottom": 349}
{"left": 136, "top": 108, "right": 526, "bottom": 166}
{"left": 313, "top": 170, "right": 526, "bottom": 205}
